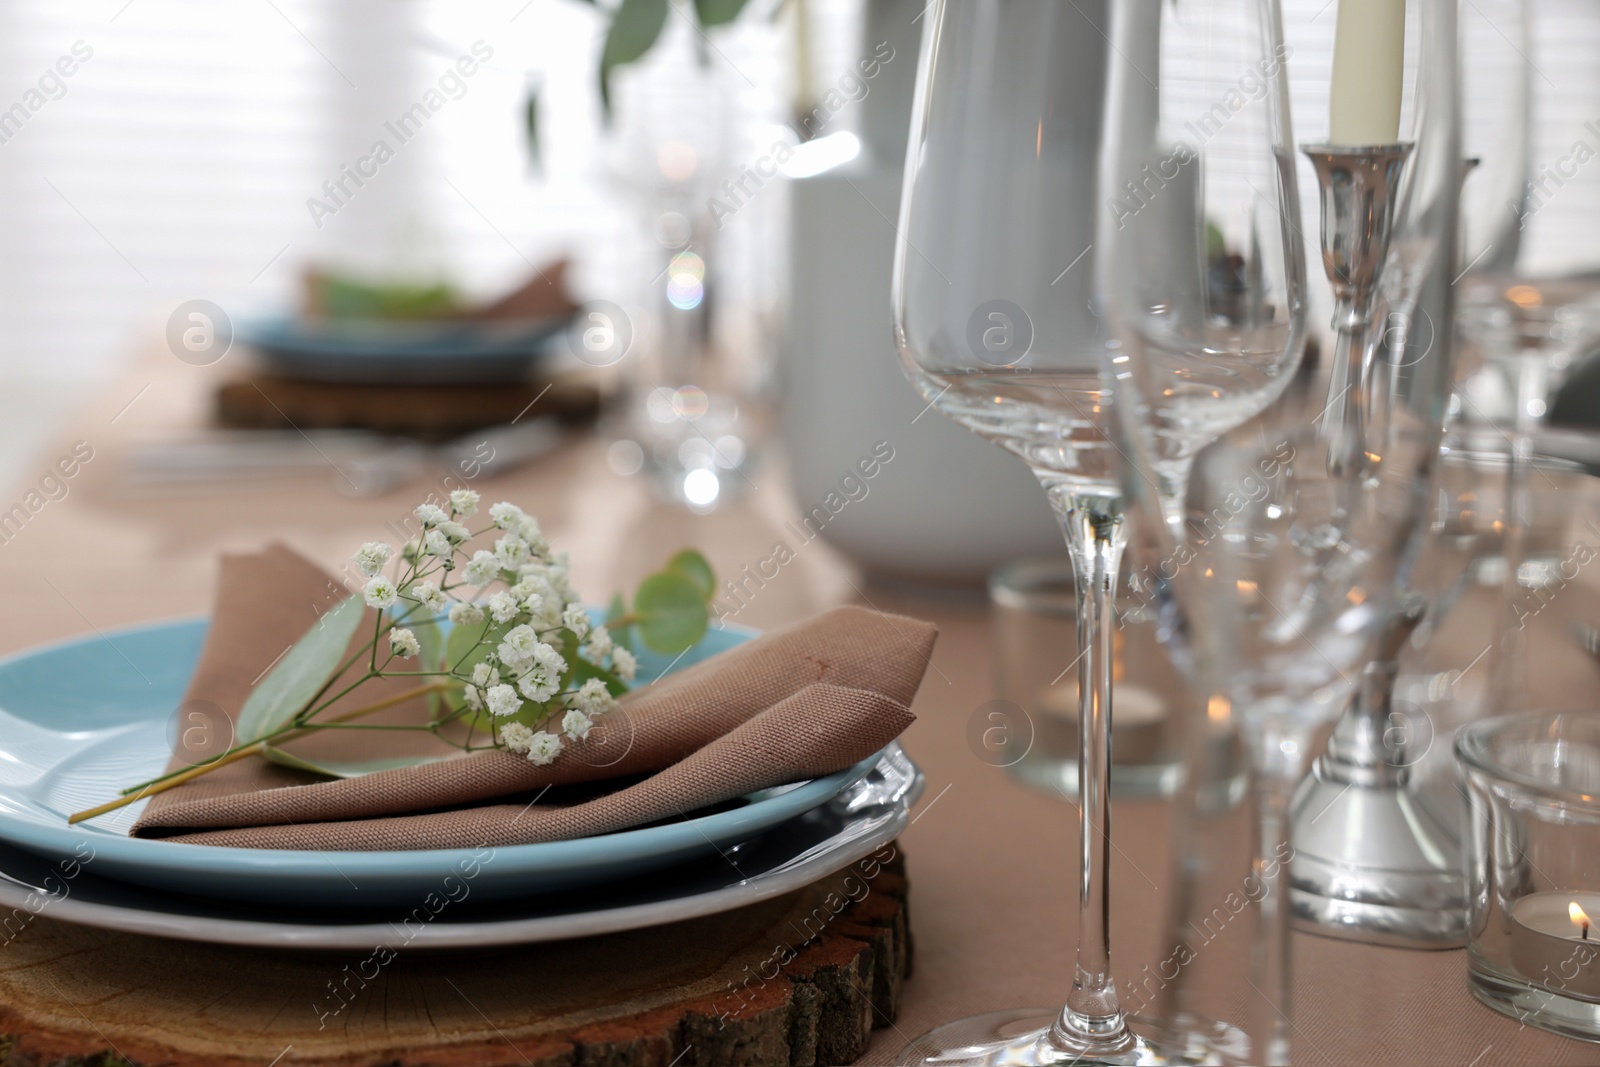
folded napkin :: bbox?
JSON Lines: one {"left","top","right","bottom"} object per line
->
{"left": 131, "top": 546, "right": 936, "bottom": 851}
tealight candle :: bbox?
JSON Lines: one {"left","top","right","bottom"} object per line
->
{"left": 1038, "top": 682, "right": 1167, "bottom": 764}
{"left": 1509, "top": 893, "right": 1600, "bottom": 1001}
{"left": 1329, "top": 0, "right": 1406, "bottom": 145}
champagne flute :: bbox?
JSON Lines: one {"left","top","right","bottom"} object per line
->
{"left": 888, "top": 0, "right": 1269, "bottom": 1061}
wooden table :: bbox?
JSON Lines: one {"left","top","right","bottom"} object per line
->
{"left": 1, "top": 348, "right": 1598, "bottom": 1065}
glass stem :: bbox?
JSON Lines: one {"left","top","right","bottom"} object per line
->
{"left": 1246, "top": 720, "right": 1308, "bottom": 1067}
{"left": 1492, "top": 353, "right": 1543, "bottom": 716}
{"left": 1048, "top": 491, "right": 1132, "bottom": 1052}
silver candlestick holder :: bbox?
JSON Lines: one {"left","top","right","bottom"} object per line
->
{"left": 1287, "top": 141, "right": 1467, "bottom": 949}
{"left": 1289, "top": 597, "right": 1466, "bottom": 946}
{"left": 1299, "top": 142, "right": 1412, "bottom": 477}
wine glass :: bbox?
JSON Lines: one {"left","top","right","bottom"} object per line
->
{"left": 1101, "top": 0, "right": 1460, "bottom": 1059}
{"left": 889, "top": 0, "right": 1295, "bottom": 1061}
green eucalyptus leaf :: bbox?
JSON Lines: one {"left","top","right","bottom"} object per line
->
{"left": 410, "top": 615, "right": 445, "bottom": 716}
{"left": 605, "top": 592, "right": 635, "bottom": 651}
{"left": 600, "top": 0, "right": 668, "bottom": 113}
{"left": 444, "top": 614, "right": 493, "bottom": 673}
{"left": 569, "top": 655, "right": 629, "bottom": 697}
{"left": 694, "top": 0, "right": 749, "bottom": 25}
{"left": 441, "top": 614, "right": 505, "bottom": 713}
{"left": 634, "top": 569, "right": 709, "bottom": 654}
{"left": 261, "top": 746, "right": 448, "bottom": 779}
{"left": 237, "top": 594, "right": 365, "bottom": 743}
{"left": 665, "top": 548, "right": 716, "bottom": 601}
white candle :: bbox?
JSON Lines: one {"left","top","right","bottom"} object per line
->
{"left": 1509, "top": 893, "right": 1600, "bottom": 1000}
{"left": 1329, "top": 0, "right": 1406, "bottom": 145}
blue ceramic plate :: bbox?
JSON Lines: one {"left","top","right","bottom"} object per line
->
{"left": 0, "top": 619, "right": 880, "bottom": 908}
{"left": 239, "top": 314, "right": 569, "bottom": 385}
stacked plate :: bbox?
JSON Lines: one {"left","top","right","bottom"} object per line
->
{"left": 238, "top": 315, "right": 570, "bottom": 385}
{"left": 0, "top": 620, "right": 921, "bottom": 950}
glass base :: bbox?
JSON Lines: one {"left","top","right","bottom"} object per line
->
{"left": 1470, "top": 965, "right": 1600, "bottom": 1043}
{"left": 895, "top": 1009, "right": 1242, "bottom": 1066}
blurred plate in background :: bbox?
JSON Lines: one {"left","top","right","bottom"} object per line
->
{"left": 239, "top": 313, "right": 570, "bottom": 385}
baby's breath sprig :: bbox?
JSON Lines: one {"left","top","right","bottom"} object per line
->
{"left": 68, "top": 493, "right": 716, "bottom": 825}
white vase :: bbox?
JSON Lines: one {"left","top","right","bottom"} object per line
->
{"left": 780, "top": 0, "right": 1062, "bottom": 584}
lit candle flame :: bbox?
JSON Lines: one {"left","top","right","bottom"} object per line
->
{"left": 1572, "top": 902, "right": 1591, "bottom": 939}
{"left": 1506, "top": 285, "right": 1543, "bottom": 309}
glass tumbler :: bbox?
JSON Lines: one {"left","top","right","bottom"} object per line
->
{"left": 1459, "top": 712, "right": 1600, "bottom": 1043}
{"left": 988, "top": 558, "right": 1187, "bottom": 800}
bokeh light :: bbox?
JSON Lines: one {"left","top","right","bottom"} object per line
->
{"left": 683, "top": 468, "right": 720, "bottom": 507}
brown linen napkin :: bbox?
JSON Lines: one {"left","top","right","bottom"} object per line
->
{"left": 130, "top": 546, "right": 936, "bottom": 851}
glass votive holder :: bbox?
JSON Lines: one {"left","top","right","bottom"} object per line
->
{"left": 1458, "top": 712, "right": 1600, "bottom": 1042}
{"left": 988, "top": 558, "right": 1186, "bottom": 799}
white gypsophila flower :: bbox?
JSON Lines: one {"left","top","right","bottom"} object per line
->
{"left": 515, "top": 575, "right": 566, "bottom": 627}
{"left": 462, "top": 684, "right": 483, "bottom": 712}
{"left": 498, "top": 624, "right": 538, "bottom": 670}
{"left": 511, "top": 572, "right": 555, "bottom": 603}
{"left": 571, "top": 677, "right": 616, "bottom": 717}
{"left": 470, "top": 662, "right": 499, "bottom": 688}
{"left": 363, "top": 575, "right": 398, "bottom": 610}
{"left": 353, "top": 542, "right": 392, "bottom": 578}
{"left": 450, "top": 489, "right": 480, "bottom": 517}
{"left": 561, "top": 603, "right": 590, "bottom": 639}
{"left": 412, "top": 581, "right": 448, "bottom": 615}
{"left": 389, "top": 627, "right": 421, "bottom": 659}
{"left": 463, "top": 550, "right": 500, "bottom": 586}
{"left": 438, "top": 520, "right": 471, "bottom": 544}
{"left": 534, "top": 640, "right": 566, "bottom": 677}
{"left": 487, "top": 591, "right": 521, "bottom": 625}
{"left": 449, "top": 600, "right": 485, "bottom": 627}
{"left": 516, "top": 642, "right": 566, "bottom": 703}
{"left": 494, "top": 535, "right": 529, "bottom": 568}
{"left": 423, "top": 529, "right": 452, "bottom": 558}
{"left": 534, "top": 601, "right": 566, "bottom": 633}
{"left": 499, "top": 721, "right": 533, "bottom": 753}
{"left": 561, "top": 709, "right": 593, "bottom": 741}
{"left": 414, "top": 503, "right": 449, "bottom": 527}
{"left": 548, "top": 552, "right": 572, "bottom": 591}
{"left": 489, "top": 501, "right": 526, "bottom": 530}
{"left": 585, "top": 625, "right": 613, "bottom": 659}
{"left": 513, "top": 641, "right": 566, "bottom": 703}
{"left": 485, "top": 684, "right": 521, "bottom": 717}
{"left": 611, "top": 645, "right": 637, "bottom": 681}
{"left": 519, "top": 516, "right": 548, "bottom": 555}
{"left": 526, "top": 730, "right": 563, "bottom": 765}
{"left": 518, "top": 672, "right": 557, "bottom": 704}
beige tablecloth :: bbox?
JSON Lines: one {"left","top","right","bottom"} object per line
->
{"left": 5, "top": 349, "right": 1599, "bottom": 1066}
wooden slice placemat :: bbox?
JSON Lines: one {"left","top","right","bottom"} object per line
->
{"left": 0, "top": 844, "right": 909, "bottom": 1067}
{"left": 215, "top": 374, "right": 602, "bottom": 442}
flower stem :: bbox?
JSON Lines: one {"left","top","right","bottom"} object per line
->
{"left": 67, "top": 681, "right": 455, "bottom": 825}
{"left": 68, "top": 742, "right": 264, "bottom": 825}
